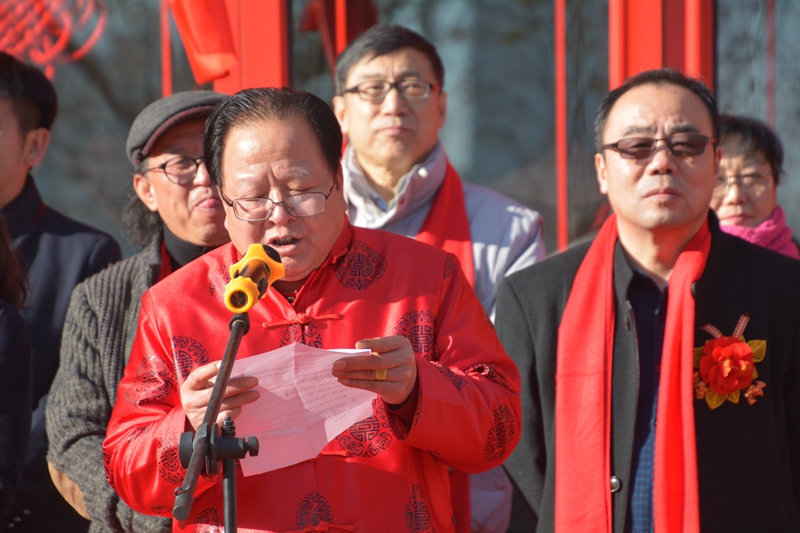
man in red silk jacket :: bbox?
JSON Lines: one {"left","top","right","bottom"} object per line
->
{"left": 103, "top": 87, "right": 520, "bottom": 533}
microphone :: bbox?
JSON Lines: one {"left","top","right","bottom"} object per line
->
{"left": 224, "top": 244, "right": 285, "bottom": 313}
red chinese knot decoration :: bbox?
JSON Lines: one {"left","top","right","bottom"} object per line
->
{"left": 0, "top": 0, "right": 106, "bottom": 78}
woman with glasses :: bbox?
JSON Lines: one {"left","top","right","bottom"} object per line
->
{"left": 710, "top": 113, "right": 799, "bottom": 258}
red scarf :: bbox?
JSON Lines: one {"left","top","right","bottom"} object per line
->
{"left": 554, "top": 214, "right": 710, "bottom": 533}
{"left": 416, "top": 162, "right": 475, "bottom": 287}
{"left": 415, "top": 161, "right": 473, "bottom": 533}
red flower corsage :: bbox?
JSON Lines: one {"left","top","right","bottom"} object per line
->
{"left": 693, "top": 314, "right": 767, "bottom": 410}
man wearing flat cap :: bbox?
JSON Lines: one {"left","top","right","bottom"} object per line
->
{"left": 0, "top": 52, "right": 121, "bottom": 532}
{"left": 46, "top": 90, "right": 229, "bottom": 533}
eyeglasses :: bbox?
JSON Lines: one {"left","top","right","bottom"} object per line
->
{"left": 601, "top": 133, "right": 714, "bottom": 160}
{"left": 143, "top": 155, "right": 204, "bottom": 185}
{"left": 219, "top": 183, "right": 336, "bottom": 221}
{"left": 343, "top": 79, "right": 440, "bottom": 102}
{"left": 712, "top": 173, "right": 773, "bottom": 199}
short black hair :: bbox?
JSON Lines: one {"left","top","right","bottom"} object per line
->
{"left": 335, "top": 23, "right": 444, "bottom": 95}
{"left": 595, "top": 68, "right": 719, "bottom": 152}
{"left": 0, "top": 52, "right": 57, "bottom": 133}
{"left": 718, "top": 114, "right": 784, "bottom": 185}
{"left": 204, "top": 87, "right": 342, "bottom": 188}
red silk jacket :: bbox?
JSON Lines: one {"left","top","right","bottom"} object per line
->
{"left": 103, "top": 222, "right": 521, "bottom": 533}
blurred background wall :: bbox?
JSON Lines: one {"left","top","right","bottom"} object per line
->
{"left": 24, "top": 0, "right": 798, "bottom": 258}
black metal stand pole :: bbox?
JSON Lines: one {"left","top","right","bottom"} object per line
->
{"left": 222, "top": 417, "right": 238, "bottom": 532}
{"left": 173, "top": 313, "right": 259, "bottom": 532}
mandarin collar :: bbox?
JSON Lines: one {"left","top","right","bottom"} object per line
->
{"left": 1, "top": 176, "right": 44, "bottom": 239}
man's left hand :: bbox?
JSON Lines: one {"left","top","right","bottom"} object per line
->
{"left": 332, "top": 336, "right": 418, "bottom": 405}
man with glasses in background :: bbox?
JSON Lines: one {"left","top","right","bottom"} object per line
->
{"left": 46, "top": 90, "right": 228, "bottom": 533}
{"left": 497, "top": 68, "right": 800, "bottom": 532}
{"left": 103, "top": 87, "right": 521, "bottom": 533}
{"left": 333, "top": 23, "right": 545, "bottom": 533}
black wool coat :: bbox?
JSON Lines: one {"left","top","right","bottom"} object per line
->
{"left": 1, "top": 177, "right": 121, "bottom": 531}
{"left": 496, "top": 214, "right": 800, "bottom": 533}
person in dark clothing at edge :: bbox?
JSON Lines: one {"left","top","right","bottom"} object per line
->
{"left": 0, "top": 216, "right": 33, "bottom": 523}
{"left": 0, "top": 52, "right": 121, "bottom": 531}
{"left": 46, "top": 91, "right": 229, "bottom": 533}
{"left": 497, "top": 68, "right": 800, "bottom": 532}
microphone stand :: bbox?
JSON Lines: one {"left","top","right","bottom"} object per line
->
{"left": 173, "top": 312, "right": 259, "bottom": 532}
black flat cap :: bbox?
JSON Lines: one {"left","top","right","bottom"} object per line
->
{"left": 126, "top": 90, "right": 226, "bottom": 166}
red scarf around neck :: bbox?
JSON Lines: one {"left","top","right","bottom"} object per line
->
{"left": 415, "top": 161, "right": 475, "bottom": 287}
{"left": 554, "top": 213, "right": 710, "bottom": 533}
{"left": 414, "top": 160, "right": 474, "bottom": 533}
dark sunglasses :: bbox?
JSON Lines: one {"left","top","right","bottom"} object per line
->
{"left": 601, "top": 133, "right": 714, "bottom": 160}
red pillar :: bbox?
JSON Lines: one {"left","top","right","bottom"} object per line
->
{"left": 608, "top": 0, "right": 714, "bottom": 91}
{"left": 685, "top": 0, "right": 715, "bottom": 90}
{"left": 608, "top": 0, "right": 626, "bottom": 90}
{"left": 214, "top": 0, "right": 291, "bottom": 94}
{"left": 160, "top": 0, "right": 172, "bottom": 97}
{"left": 335, "top": 0, "right": 348, "bottom": 55}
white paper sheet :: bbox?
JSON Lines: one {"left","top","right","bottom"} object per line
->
{"left": 230, "top": 342, "right": 376, "bottom": 476}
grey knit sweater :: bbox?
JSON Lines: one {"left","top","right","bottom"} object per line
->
{"left": 45, "top": 235, "right": 172, "bottom": 533}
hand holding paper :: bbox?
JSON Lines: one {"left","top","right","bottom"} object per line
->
{"left": 229, "top": 343, "right": 376, "bottom": 476}
{"left": 331, "top": 335, "right": 418, "bottom": 405}
{"left": 180, "top": 361, "right": 261, "bottom": 430}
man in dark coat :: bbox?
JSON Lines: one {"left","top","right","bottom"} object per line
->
{"left": 497, "top": 68, "right": 800, "bottom": 533}
{"left": 0, "top": 52, "right": 121, "bottom": 531}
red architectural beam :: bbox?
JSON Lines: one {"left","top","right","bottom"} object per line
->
{"left": 608, "top": 0, "right": 626, "bottom": 90}
{"left": 685, "top": 0, "right": 715, "bottom": 90}
{"left": 335, "top": 0, "right": 348, "bottom": 55}
{"left": 161, "top": 0, "right": 172, "bottom": 96}
{"left": 627, "top": 0, "right": 664, "bottom": 78}
{"left": 215, "top": 0, "right": 290, "bottom": 94}
{"left": 608, "top": 0, "right": 714, "bottom": 91}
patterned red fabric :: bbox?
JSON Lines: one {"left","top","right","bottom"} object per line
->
{"left": 103, "top": 221, "right": 520, "bottom": 533}
{"left": 554, "top": 214, "right": 709, "bottom": 532}
{"left": 416, "top": 162, "right": 475, "bottom": 288}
